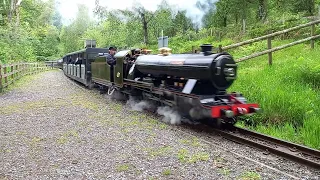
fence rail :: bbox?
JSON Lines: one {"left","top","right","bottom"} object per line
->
{"left": 218, "top": 19, "right": 320, "bottom": 64}
{"left": 0, "top": 62, "right": 51, "bottom": 92}
{"left": 44, "top": 60, "right": 60, "bottom": 68}
{"left": 191, "top": 19, "right": 320, "bottom": 65}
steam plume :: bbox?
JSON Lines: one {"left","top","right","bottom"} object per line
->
{"left": 126, "top": 96, "right": 156, "bottom": 112}
{"left": 156, "top": 106, "right": 182, "bottom": 125}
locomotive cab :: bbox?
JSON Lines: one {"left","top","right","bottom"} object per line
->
{"left": 91, "top": 49, "right": 136, "bottom": 87}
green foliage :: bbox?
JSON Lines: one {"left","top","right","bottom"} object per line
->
{"left": 1, "top": 0, "right": 319, "bottom": 64}
{"left": 0, "top": 0, "right": 62, "bottom": 64}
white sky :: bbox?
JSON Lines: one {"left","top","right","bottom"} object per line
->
{"left": 55, "top": 0, "right": 205, "bottom": 25}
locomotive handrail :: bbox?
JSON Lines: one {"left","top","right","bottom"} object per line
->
{"left": 218, "top": 19, "right": 320, "bottom": 65}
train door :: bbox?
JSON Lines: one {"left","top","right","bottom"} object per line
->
{"left": 91, "top": 55, "right": 112, "bottom": 83}
{"left": 114, "top": 50, "right": 132, "bottom": 88}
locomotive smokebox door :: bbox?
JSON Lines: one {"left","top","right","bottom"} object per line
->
{"left": 114, "top": 50, "right": 131, "bottom": 87}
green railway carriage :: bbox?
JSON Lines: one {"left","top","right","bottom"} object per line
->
{"left": 62, "top": 47, "right": 109, "bottom": 87}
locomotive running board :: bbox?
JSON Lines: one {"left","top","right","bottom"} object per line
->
{"left": 124, "top": 79, "right": 154, "bottom": 90}
{"left": 92, "top": 77, "right": 113, "bottom": 87}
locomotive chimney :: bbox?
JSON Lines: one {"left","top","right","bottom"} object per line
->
{"left": 200, "top": 44, "right": 213, "bottom": 56}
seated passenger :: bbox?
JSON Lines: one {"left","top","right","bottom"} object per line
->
{"left": 129, "top": 49, "right": 141, "bottom": 62}
{"left": 134, "top": 49, "right": 141, "bottom": 57}
{"left": 106, "top": 46, "right": 117, "bottom": 65}
{"left": 75, "top": 57, "right": 82, "bottom": 65}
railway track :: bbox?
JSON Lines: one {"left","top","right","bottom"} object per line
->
{"left": 124, "top": 100, "right": 320, "bottom": 170}
{"left": 143, "top": 110, "right": 320, "bottom": 169}
{"left": 213, "top": 126, "right": 320, "bottom": 169}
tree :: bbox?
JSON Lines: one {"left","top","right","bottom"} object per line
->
{"left": 173, "top": 10, "right": 194, "bottom": 34}
{"left": 52, "top": 10, "right": 62, "bottom": 29}
{"left": 133, "top": 5, "right": 154, "bottom": 45}
{"left": 59, "top": 4, "right": 92, "bottom": 54}
{"left": 149, "top": 0, "right": 174, "bottom": 38}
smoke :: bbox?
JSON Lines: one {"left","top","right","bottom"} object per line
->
{"left": 126, "top": 96, "right": 156, "bottom": 112}
{"left": 102, "top": 90, "right": 194, "bottom": 125}
{"left": 125, "top": 96, "right": 183, "bottom": 125}
{"left": 156, "top": 106, "right": 182, "bottom": 125}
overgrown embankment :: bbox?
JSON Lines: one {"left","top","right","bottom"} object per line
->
{"left": 227, "top": 41, "right": 320, "bottom": 150}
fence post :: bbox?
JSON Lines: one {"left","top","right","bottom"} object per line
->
{"left": 10, "top": 65, "right": 14, "bottom": 84}
{"left": 16, "top": 64, "right": 18, "bottom": 80}
{"left": 4, "top": 66, "right": 7, "bottom": 86}
{"left": 27, "top": 64, "right": 29, "bottom": 75}
{"left": 23, "top": 63, "right": 26, "bottom": 76}
{"left": 218, "top": 45, "right": 223, "bottom": 53}
{"left": 267, "top": 37, "right": 272, "bottom": 65}
{"left": 0, "top": 65, "right": 2, "bottom": 92}
{"left": 311, "top": 23, "right": 315, "bottom": 49}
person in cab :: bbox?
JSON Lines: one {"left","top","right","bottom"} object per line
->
{"left": 106, "top": 46, "right": 117, "bottom": 65}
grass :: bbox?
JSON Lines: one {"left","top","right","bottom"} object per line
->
{"left": 56, "top": 129, "right": 80, "bottom": 145}
{"left": 177, "top": 148, "right": 210, "bottom": 163}
{"left": 227, "top": 41, "right": 320, "bottom": 149}
{"left": 179, "top": 137, "right": 202, "bottom": 147}
{"left": 162, "top": 169, "right": 171, "bottom": 176}
{"left": 238, "top": 171, "right": 261, "bottom": 180}
{"left": 219, "top": 168, "right": 230, "bottom": 176}
{"left": 116, "top": 164, "right": 131, "bottom": 172}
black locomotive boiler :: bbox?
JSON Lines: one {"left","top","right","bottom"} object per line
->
{"left": 62, "top": 42, "right": 261, "bottom": 127}
{"left": 128, "top": 44, "right": 260, "bottom": 125}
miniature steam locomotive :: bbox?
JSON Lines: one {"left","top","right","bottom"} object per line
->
{"left": 61, "top": 41, "right": 260, "bottom": 127}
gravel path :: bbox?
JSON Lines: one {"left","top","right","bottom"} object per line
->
{"left": 0, "top": 70, "right": 318, "bottom": 179}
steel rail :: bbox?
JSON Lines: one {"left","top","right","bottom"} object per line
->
{"left": 212, "top": 126, "right": 320, "bottom": 169}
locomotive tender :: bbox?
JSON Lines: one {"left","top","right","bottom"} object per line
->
{"left": 62, "top": 41, "right": 260, "bottom": 127}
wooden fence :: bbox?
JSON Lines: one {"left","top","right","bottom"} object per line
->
{"left": 192, "top": 19, "right": 320, "bottom": 65}
{"left": 0, "top": 63, "right": 51, "bottom": 92}
{"left": 219, "top": 19, "right": 320, "bottom": 65}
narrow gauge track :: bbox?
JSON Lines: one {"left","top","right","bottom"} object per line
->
{"left": 212, "top": 126, "right": 320, "bottom": 169}
{"left": 141, "top": 110, "right": 320, "bottom": 169}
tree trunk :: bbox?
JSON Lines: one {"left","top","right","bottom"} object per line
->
{"left": 8, "top": 0, "right": 15, "bottom": 23}
{"left": 235, "top": 13, "right": 238, "bottom": 24}
{"left": 242, "top": 18, "right": 246, "bottom": 33}
{"left": 223, "top": 16, "right": 227, "bottom": 27}
{"left": 308, "top": 0, "right": 315, "bottom": 16}
{"left": 140, "top": 13, "right": 148, "bottom": 45}
{"left": 258, "top": 0, "right": 267, "bottom": 21}
{"left": 15, "top": 5, "right": 20, "bottom": 28}
{"left": 143, "top": 21, "right": 148, "bottom": 45}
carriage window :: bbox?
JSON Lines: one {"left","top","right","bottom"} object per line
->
{"left": 87, "top": 53, "right": 98, "bottom": 59}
